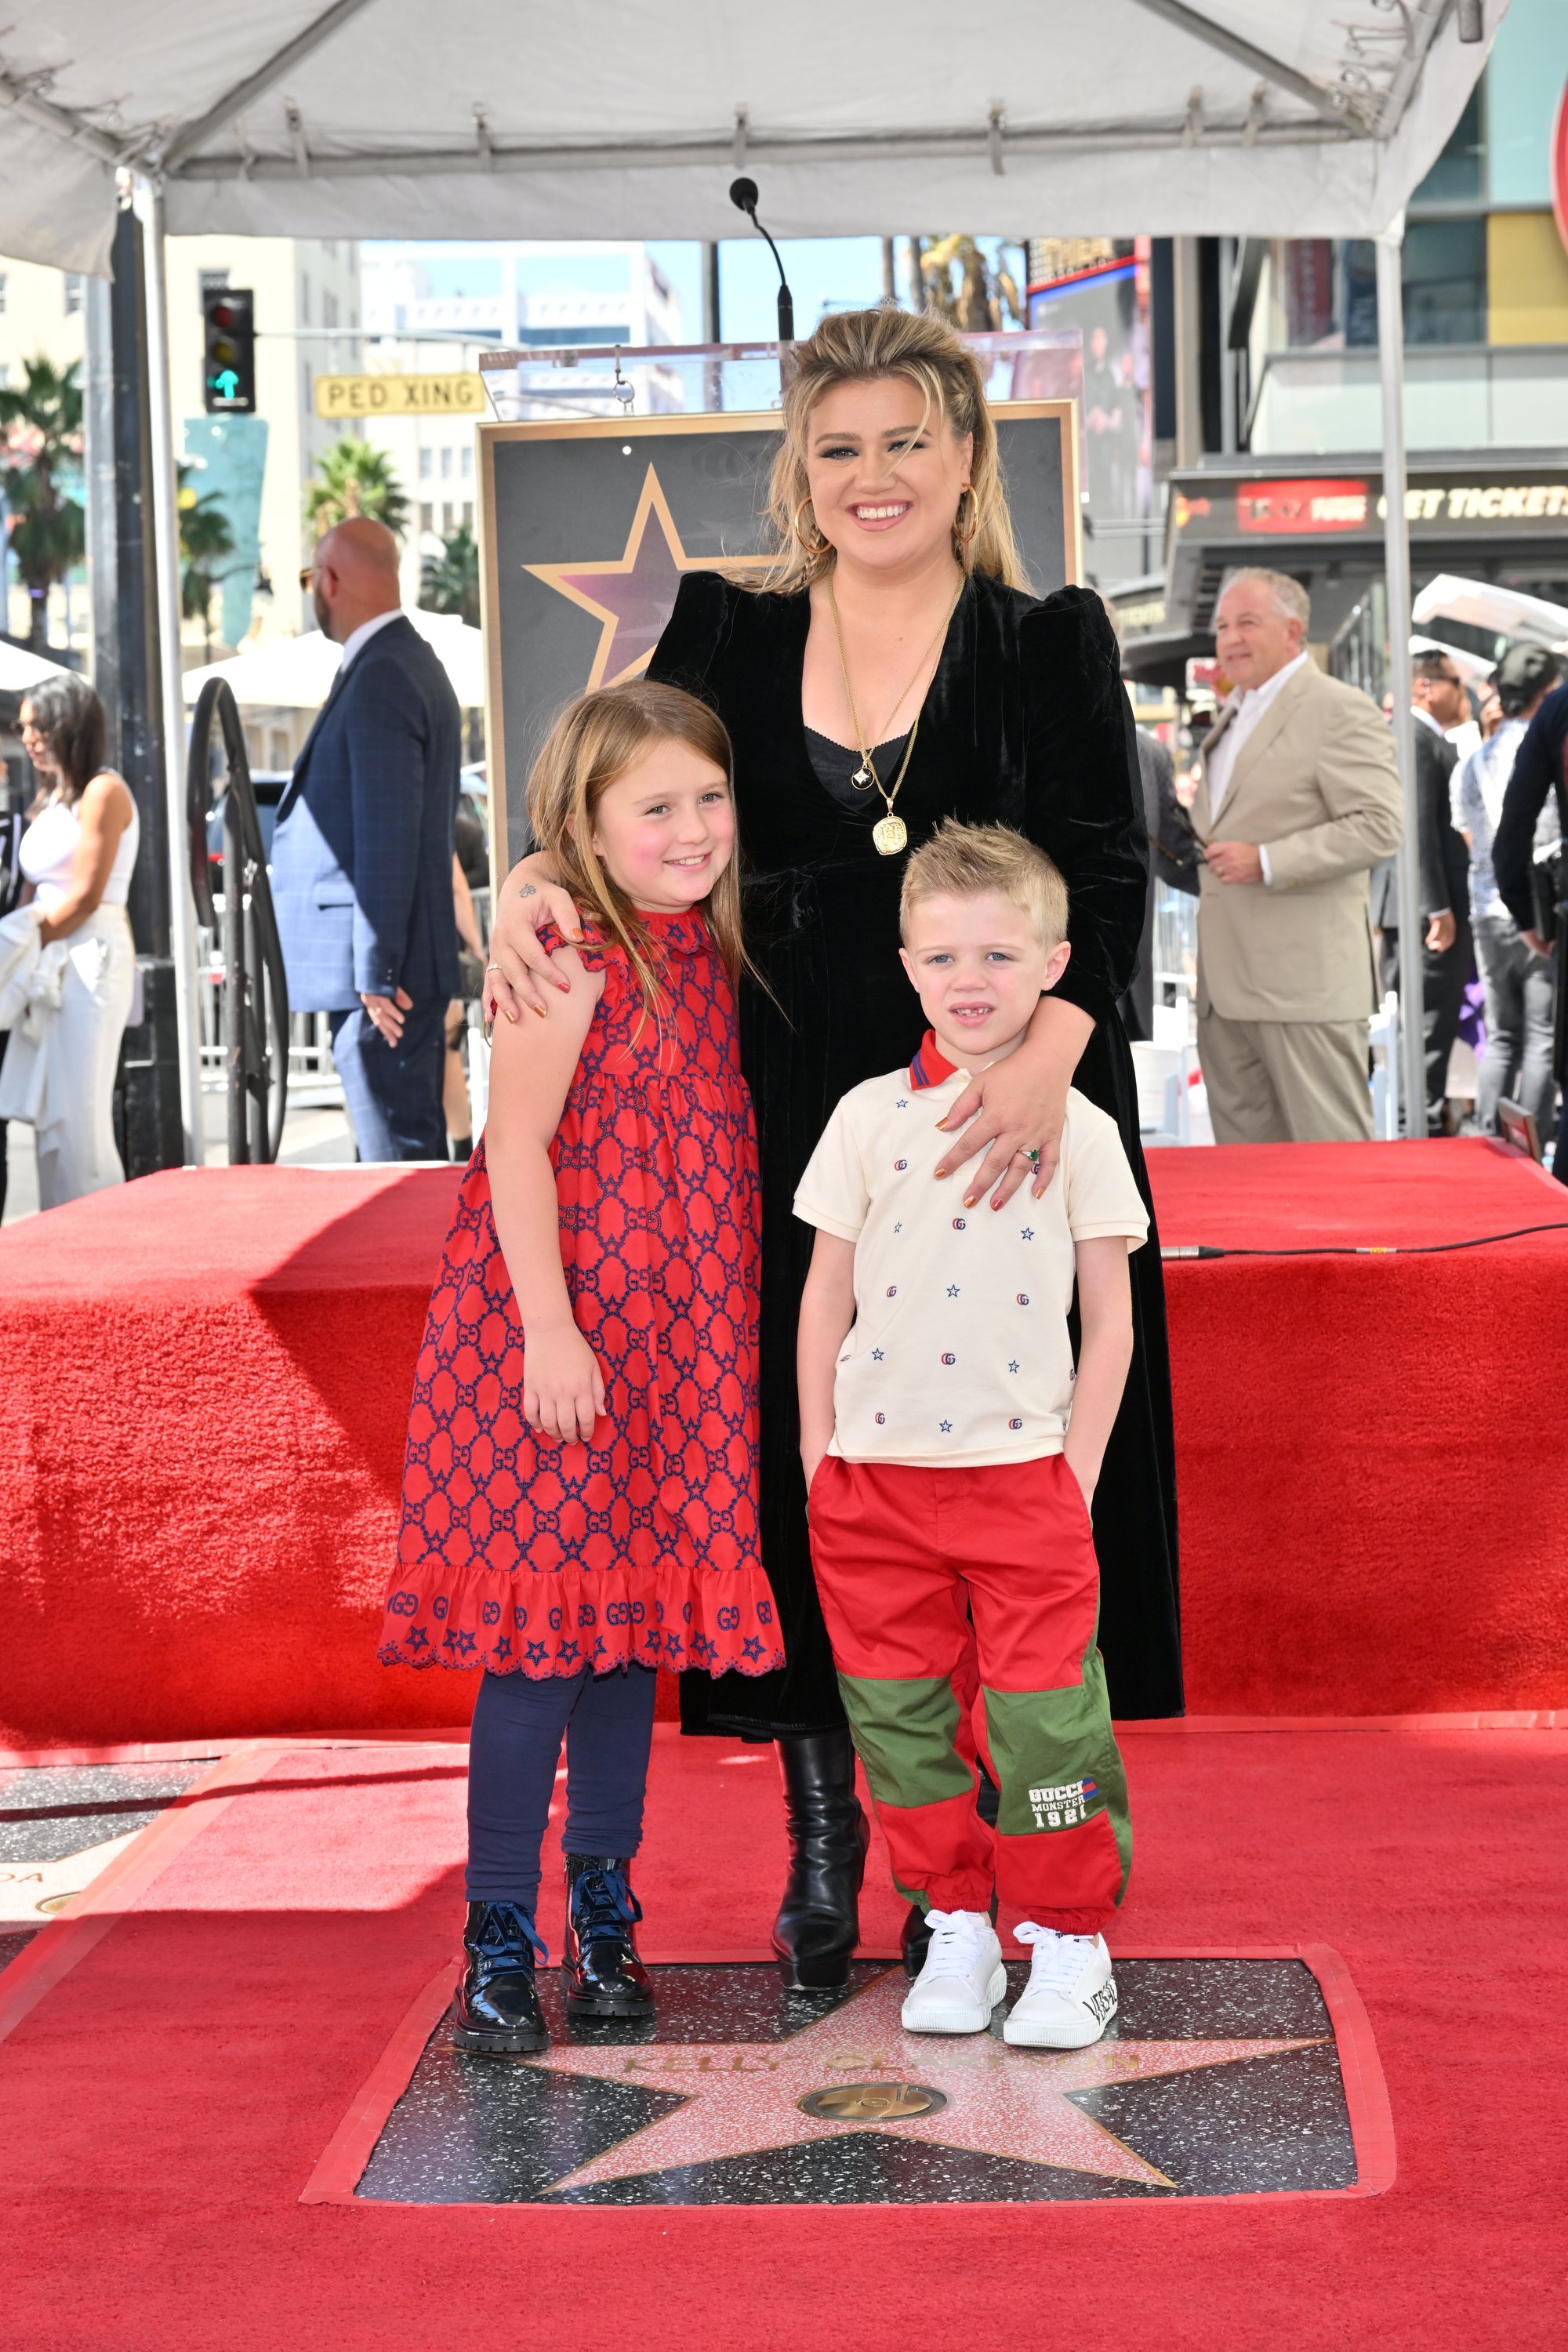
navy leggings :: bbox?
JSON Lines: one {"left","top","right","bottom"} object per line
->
{"left": 465, "top": 1664, "right": 659, "bottom": 1918}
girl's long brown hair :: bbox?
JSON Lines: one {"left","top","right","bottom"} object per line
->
{"left": 753, "top": 306, "right": 1030, "bottom": 596}
{"left": 524, "top": 679, "right": 748, "bottom": 1025}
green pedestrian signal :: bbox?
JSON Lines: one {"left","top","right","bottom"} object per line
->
{"left": 202, "top": 287, "right": 256, "bottom": 414}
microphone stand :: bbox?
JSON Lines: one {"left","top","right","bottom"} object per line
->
{"left": 729, "top": 176, "right": 795, "bottom": 344}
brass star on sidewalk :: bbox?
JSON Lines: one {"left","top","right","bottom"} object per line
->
{"left": 528, "top": 1968, "right": 1323, "bottom": 2194}
{"left": 525, "top": 464, "right": 771, "bottom": 690}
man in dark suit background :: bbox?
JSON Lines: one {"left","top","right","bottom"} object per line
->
{"left": 272, "top": 518, "right": 460, "bottom": 1161}
{"left": 1120, "top": 729, "right": 1200, "bottom": 1041}
{"left": 1369, "top": 648, "right": 1472, "bottom": 1134}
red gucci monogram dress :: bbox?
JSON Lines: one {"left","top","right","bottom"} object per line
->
{"left": 379, "top": 909, "right": 782, "bottom": 1680}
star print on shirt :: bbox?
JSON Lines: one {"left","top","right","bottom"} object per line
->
{"left": 1008, "top": 1360, "right": 1020, "bottom": 1374}
{"left": 947, "top": 1284, "right": 960, "bottom": 1298}
{"left": 896, "top": 1098, "right": 909, "bottom": 1109}
{"left": 1021, "top": 1228, "right": 1035, "bottom": 1240}
{"left": 940, "top": 1420, "right": 953, "bottom": 1433}
{"left": 872, "top": 1349, "right": 884, "bottom": 1361}
{"left": 895, "top": 1221, "right": 902, "bottom": 1233}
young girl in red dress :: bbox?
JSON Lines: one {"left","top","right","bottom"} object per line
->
{"left": 379, "top": 681, "right": 782, "bottom": 2053}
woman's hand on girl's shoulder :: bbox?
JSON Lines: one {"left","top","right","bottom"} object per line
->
{"left": 485, "top": 857, "right": 586, "bottom": 1025}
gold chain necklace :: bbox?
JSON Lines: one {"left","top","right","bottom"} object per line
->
{"left": 826, "top": 571, "right": 963, "bottom": 857}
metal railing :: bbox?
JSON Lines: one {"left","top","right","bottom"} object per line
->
{"left": 186, "top": 677, "right": 290, "bottom": 1163}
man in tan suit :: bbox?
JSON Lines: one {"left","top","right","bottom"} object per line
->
{"left": 1194, "top": 568, "right": 1403, "bottom": 1143}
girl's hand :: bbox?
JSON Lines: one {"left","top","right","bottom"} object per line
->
{"left": 486, "top": 862, "right": 584, "bottom": 1024}
{"left": 934, "top": 1033, "right": 1074, "bottom": 1210}
{"left": 523, "top": 1323, "right": 607, "bottom": 1446}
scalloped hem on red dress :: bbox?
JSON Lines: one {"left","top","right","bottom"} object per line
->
{"left": 377, "top": 1552, "right": 784, "bottom": 1679}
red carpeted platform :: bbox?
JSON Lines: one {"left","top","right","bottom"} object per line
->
{"left": 1, "top": 1722, "right": 1563, "bottom": 2350}
{"left": 2, "top": 1142, "right": 1566, "bottom": 1744}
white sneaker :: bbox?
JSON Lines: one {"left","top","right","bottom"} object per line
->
{"left": 1003, "top": 1925, "right": 1117, "bottom": 2049}
{"left": 900, "top": 1909, "right": 1007, "bottom": 2034}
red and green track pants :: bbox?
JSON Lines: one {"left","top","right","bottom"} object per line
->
{"left": 808, "top": 1451, "right": 1131, "bottom": 1938}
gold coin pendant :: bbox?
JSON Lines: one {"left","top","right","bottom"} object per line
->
{"left": 872, "top": 814, "right": 909, "bottom": 858}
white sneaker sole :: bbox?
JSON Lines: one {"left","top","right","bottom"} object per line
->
{"left": 1003, "top": 1988, "right": 1116, "bottom": 2049}
{"left": 902, "top": 1962, "right": 1008, "bottom": 2035}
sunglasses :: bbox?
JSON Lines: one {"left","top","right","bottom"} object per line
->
{"left": 299, "top": 564, "right": 338, "bottom": 590}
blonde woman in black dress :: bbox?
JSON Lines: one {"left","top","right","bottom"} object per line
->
{"left": 485, "top": 307, "right": 1180, "bottom": 1987}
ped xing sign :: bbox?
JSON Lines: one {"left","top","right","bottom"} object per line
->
{"left": 313, "top": 372, "right": 487, "bottom": 419}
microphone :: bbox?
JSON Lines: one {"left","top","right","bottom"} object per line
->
{"left": 729, "top": 176, "right": 795, "bottom": 343}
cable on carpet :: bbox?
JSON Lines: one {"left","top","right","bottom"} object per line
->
{"left": 1161, "top": 1221, "right": 1568, "bottom": 1259}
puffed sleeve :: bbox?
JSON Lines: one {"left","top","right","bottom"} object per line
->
{"left": 1019, "top": 586, "right": 1148, "bottom": 1027}
{"left": 647, "top": 568, "right": 735, "bottom": 697}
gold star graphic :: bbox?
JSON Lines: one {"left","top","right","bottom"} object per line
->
{"left": 526, "top": 1967, "right": 1324, "bottom": 2194}
{"left": 524, "top": 464, "right": 771, "bottom": 690}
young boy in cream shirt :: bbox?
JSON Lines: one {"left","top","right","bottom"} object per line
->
{"left": 795, "top": 820, "right": 1147, "bottom": 2047}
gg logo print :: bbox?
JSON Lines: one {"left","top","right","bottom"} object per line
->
{"left": 952, "top": 1217, "right": 966, "bottom": 1230}
{"left": 1008, "top": 1416, "right": 1024, "bottom": 1431}
{"left": 886, "top": 1284, "right": 898, "bottom": 1298}
{"left": 1017, "top": 1293, "right": 1030, "bottom": 1306}
{"left": 894, "top": 1158, "right": 909, "bottom": 1171}
{"left": 874, "top": 1410, "right": 887, "bottom": 1425}
{"left": 941, "top": 1352, "right": 956, "bottom": 1366}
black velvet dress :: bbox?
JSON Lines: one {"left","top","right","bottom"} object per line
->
{"left": 648, "top": 568, "right": 1183, "bottom": 1733}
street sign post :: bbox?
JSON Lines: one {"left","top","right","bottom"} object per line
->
{"left": 313, "top": 371, "right": 486, "bottom": 420}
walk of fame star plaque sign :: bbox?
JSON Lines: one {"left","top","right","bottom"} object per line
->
{"left": 476, "top": 403, "right": 1078, "bottom": 878}
{"left": 310, "top": 1952, "right": 1392, "bottom": 2209}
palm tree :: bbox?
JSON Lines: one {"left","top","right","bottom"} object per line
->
{"left": 919, "top": 238, "right": 1025, "bottom": 333}
{"left": 179, "top": 461, "right": 236, "bottom": 662}
{"left": 421, "top": 523, "right": 480, "bottom": 629}
{"left": 0, "top": 355, "right": 85, "bottom": 651}
{"left": 303, "top": 438, "right": 409, "bottom": 539}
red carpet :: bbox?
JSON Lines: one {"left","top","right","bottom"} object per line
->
{"left": 1, "top": 1722, "right": 1563, "bottom": 2350}
{"left": 2, "top": 1143, "right": 1566, "bottom": 1744}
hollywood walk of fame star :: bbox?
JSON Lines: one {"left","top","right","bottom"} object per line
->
{"left": 525, "top": 1969, "right": 1322, "bottom": 2195}
{"left": 525, "top": 464, "right": 770, "bottom": 689}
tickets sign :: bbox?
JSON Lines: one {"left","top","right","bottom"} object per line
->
{"left": 313, "top": 372, "right": 487, "bottom": 419}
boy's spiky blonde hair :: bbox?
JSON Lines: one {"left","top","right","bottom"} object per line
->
{"left": 899, "top": 818, "right": 1069, "bottom": 951}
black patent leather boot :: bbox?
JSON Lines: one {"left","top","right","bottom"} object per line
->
{"left": 563, "top": 1855, "right": 654, "bottom": 2019}
{"left": 902, "top": 1759, "right": 1001, "bottom": 1976}
{"left": 771, "top": 1730, "right": 870, "bottom": 1991}
{"left": 452, "top": 1900, "right": 549, "bottom": 2053}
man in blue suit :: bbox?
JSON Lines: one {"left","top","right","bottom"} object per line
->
{"left": 272, "top": 518, "right": 461, "bottom": 1160}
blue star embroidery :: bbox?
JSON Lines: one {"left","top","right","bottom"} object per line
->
{"left": 872, "top": 1348, "right": 884, "bottom": 1361}
{"left": 896, "top": 1098, "right": 909, "bottom": 1109}
{"left": 939, "top": 1420, "right": 953, "bottom": 1434}
{"left": 742, "top": 1635, "right": 764, "bottom": 1661}
{"left": 452, "top": 1628, "right": 477, "bottom": 1658}
{"left": 1021, "top": 1228, "right": 1035, "bottom": 1241}
{"left": 405, "top": 1625, "right": 428, "bottom": 1650}
{"left": 593, "top": 1635, "right": 608, "bottom": 1659}
{"left": 559, "top": 1639, "right": 581, "bottom": 1665}
{"left": 946, "top": 1284, "right": 960, "bottom": 1298}
{"left": 494, "top": 1634, "right": 512, "bottom": 1661}
{"left": 524, "top": 1639, "right": 547, "bottom": 1666}
{"left": 1008, "top": 1360, "right": 1020, "bottom": 1374}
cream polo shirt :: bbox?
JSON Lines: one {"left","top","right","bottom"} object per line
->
{"left": 794, "top": 1033, "right": 1149, "bottom": 1469}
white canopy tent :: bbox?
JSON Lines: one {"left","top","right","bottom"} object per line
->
{"left": 183, "top": 610, "right": 486, "bottom": 710}
{"left": 0, "top": 0, "right": 1508, "bottom": 1155}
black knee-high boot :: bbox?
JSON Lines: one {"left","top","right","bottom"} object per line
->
{"left": 771, "top": 1730, "right": 870, "bottom": 1991}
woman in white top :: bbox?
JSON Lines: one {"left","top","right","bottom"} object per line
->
{"left": 16, "top": 676, "right": 140, "bottom": 1208}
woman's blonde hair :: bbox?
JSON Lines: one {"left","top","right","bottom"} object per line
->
{"left": 525, "top": 679, "right": 745, "bottom": 1025}
{"left": 756, "top": 307, "right": 1030, "bottom": 596}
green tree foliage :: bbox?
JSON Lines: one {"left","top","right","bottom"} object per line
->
{"left": 0, "top": 355, "right": 85, "bottom": 651}
{"left": 420, "top": 523, "right": 480, "bottom": 629}
{"left": 178, "top": 460, "right": 236, "bottom": 658}
{"left": 303, "top": 437, "right": 409, "bottom": 539}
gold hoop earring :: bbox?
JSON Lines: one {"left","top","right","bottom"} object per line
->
{"left": 953, "top": 486, "right": 979, "bottom": 550}
{"left": 793, "top": 495, "right": 829, "bottom": 555}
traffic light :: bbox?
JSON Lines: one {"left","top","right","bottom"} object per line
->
{"left": 202, "top": 286, "right": 256, "bottom": 414}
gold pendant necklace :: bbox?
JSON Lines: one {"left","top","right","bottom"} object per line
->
{"left": 827, "top": 571, "right": 963, "bottom": 857}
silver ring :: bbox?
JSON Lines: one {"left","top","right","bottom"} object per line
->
{"left": 485, "top": 962, "right": 502, "bottom": 973}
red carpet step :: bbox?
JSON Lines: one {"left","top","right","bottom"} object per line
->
{"left": 2, "top": 1141, "right": 1566, "bottom": 1744}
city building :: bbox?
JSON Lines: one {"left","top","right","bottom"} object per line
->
{"left": 1123, "top": 0, "right": 1568, "bottom": 691}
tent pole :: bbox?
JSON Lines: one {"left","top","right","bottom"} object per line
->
{"left": 1375, "top": 214, "right": 1426, "bottom": 1139}
{"left": 132, "top": 169, "right": 205, "bottom": 1167}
